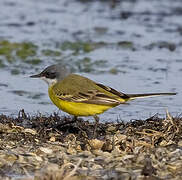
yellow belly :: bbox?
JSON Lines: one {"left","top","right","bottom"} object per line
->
{"left": 48, "top": 88, "right": 116, "bottom": 116}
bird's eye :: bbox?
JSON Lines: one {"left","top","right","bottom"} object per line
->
{"left": 45, "top": 72, "right": 56, "bottom": 79}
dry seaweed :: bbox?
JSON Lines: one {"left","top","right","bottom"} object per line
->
{"left": 0, "top": 110, "right": 182, "bottom": 179}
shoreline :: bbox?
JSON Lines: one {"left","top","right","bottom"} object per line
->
{"left": 0, "top": 110, "right": 182, "bottom": 179}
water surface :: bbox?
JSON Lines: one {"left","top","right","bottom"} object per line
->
{"left": 0, "top": 0, "right": 181, "bottom": 121}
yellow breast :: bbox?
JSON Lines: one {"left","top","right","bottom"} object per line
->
{"left": 48, "top": 87, "right": 115, "bottom": 116}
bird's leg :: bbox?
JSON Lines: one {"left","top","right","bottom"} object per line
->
{"left": 74, "top": 116, "right": 79, "bottom": 127}
{"left": 73, "top": 116, "right": 78, "bottom": 122}
{"left": 93, "top": 115, "right": 99, "bottom": 138}
{"left": 74, "top": 116, "right": 82, "bottom": 130}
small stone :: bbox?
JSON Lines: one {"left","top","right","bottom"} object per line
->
{"left": 107, "top": 126, "right": 116, "bottom": 132}
{"left": 160, "top": 140, "right": 174, "bottom": 146}
{"left": 49, "top": 136, "right": 56, "bottom": 142}
{"left": 67, "top": 146, "right": 77, "bottom": 155}
{"left": 24, "top": 128, "right": 37, "bottom": 135}
{"left": 39, "top": 147, "right": 53, "bottom": 154}
{"left": 91, "top": 150, "right": 104, "bottom": 156}
{"left": 178, "top": 140, "right": 182, "bottom": 147}
{"left": 88, "top": 139, "right": 104, "bottom": 150}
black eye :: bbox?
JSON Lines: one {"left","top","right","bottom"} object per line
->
{"left": 45, "top": 72, "right": 56, "bottom": 79}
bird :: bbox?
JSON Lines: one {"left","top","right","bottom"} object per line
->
{"left": 30, "top": 64, "right": 176, "bottom": 135}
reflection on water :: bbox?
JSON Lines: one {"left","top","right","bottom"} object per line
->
{"left": 0, "top": 0, "right": 181, "bottom": 121}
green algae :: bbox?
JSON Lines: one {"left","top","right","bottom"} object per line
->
{"left": 75, "top": 57, "right": 94, "bottom": 72}
{"left": 0, "top": 41, "right": 18, "bottom": 62}
{"left": 0, "top": 59, "right": 5, "bottom": 68}
{"left": 61, "top": 41, "right": 95, "bottom": 54}
{"left": 11, "top": 69, "right": 20, "bottom": 75}
{"left": 60, "top": 41, "right": 111, "bottom": 55}
{"left": 0, "top": 40, "right": 121, "bottom": 75}
{"left": 16, "top": 42, "right": 37, "bottom": 60}
{"left": 144, "top": 41, "right": 176, "bottom": 51}
{"left": 75, "top": 57, "right": 107, "bottom": 73}
{"left": 42, "top": 49, "right": 61, "bottom": 57}
{"left": 109, "top": 68, "right": 120, "bottom": 75}
{"left": 0, "top": 41, "right": 62, "bottom": 69}
{"left": 117, "top": 41, "right": 135, "bottom": 50}
{"left": 0, "top": 40, "right": 38, "bottom": 63}
{"left": 26, "top": 58, "right": 42, "bottom": 65}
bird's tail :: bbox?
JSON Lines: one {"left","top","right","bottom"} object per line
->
{"left": 126, "top": 92, "right": 176, "bottom": 100}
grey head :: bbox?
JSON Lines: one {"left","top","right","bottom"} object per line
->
{"left": 30, "top": 64, "right": 70, "bottom": 86}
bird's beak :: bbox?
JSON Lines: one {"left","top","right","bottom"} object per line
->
{"left": 30, "top": 73, "right": 42, "bottom": 78}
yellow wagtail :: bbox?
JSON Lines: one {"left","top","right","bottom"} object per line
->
{"left": 30, "top": 64, "right": 176, "bottom": 125}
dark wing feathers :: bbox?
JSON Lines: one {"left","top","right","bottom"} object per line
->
{"left": 96, "top": 83, "right": 129, "bottom": 99}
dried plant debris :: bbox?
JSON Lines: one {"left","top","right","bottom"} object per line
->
{"left": 0, "top": 110, "right": 182, "bottom": 179}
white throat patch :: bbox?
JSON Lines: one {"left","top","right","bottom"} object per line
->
{"left": 41, "top": 77, "right": 57, "bottom": 87}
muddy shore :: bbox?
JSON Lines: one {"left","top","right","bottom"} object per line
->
{"left": 0, "top": 110, "right": 182, "bottom": 179}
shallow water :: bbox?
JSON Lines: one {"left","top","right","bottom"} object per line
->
{"left": 0, "top": 0, "right": 181, "bottom": 121}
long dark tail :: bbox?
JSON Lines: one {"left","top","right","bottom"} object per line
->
{"left": 126, "top": 92, "right": 176, "bottom": 100}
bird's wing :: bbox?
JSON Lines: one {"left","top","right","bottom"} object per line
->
{"left": 51, "top": 74, "right": 124, "bottom": 105}
{"left": 95, "top": 83, "right": 129, "bottom": 99}
{"left": 55, "top": 89, "right": 121, "bottom": 105}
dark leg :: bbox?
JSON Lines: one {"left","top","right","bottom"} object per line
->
{"left": 74, "top": 116, "right": 80, "bottom": 127}
{"left": 93, "top": 115, "right": 99, "bottom": 138}
{"left": 73, "top": 116, "right": 78, "bottom": 121}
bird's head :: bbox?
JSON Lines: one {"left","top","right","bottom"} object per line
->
{"left": 30, "top": 64, "right": 69, "bottom": 86}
